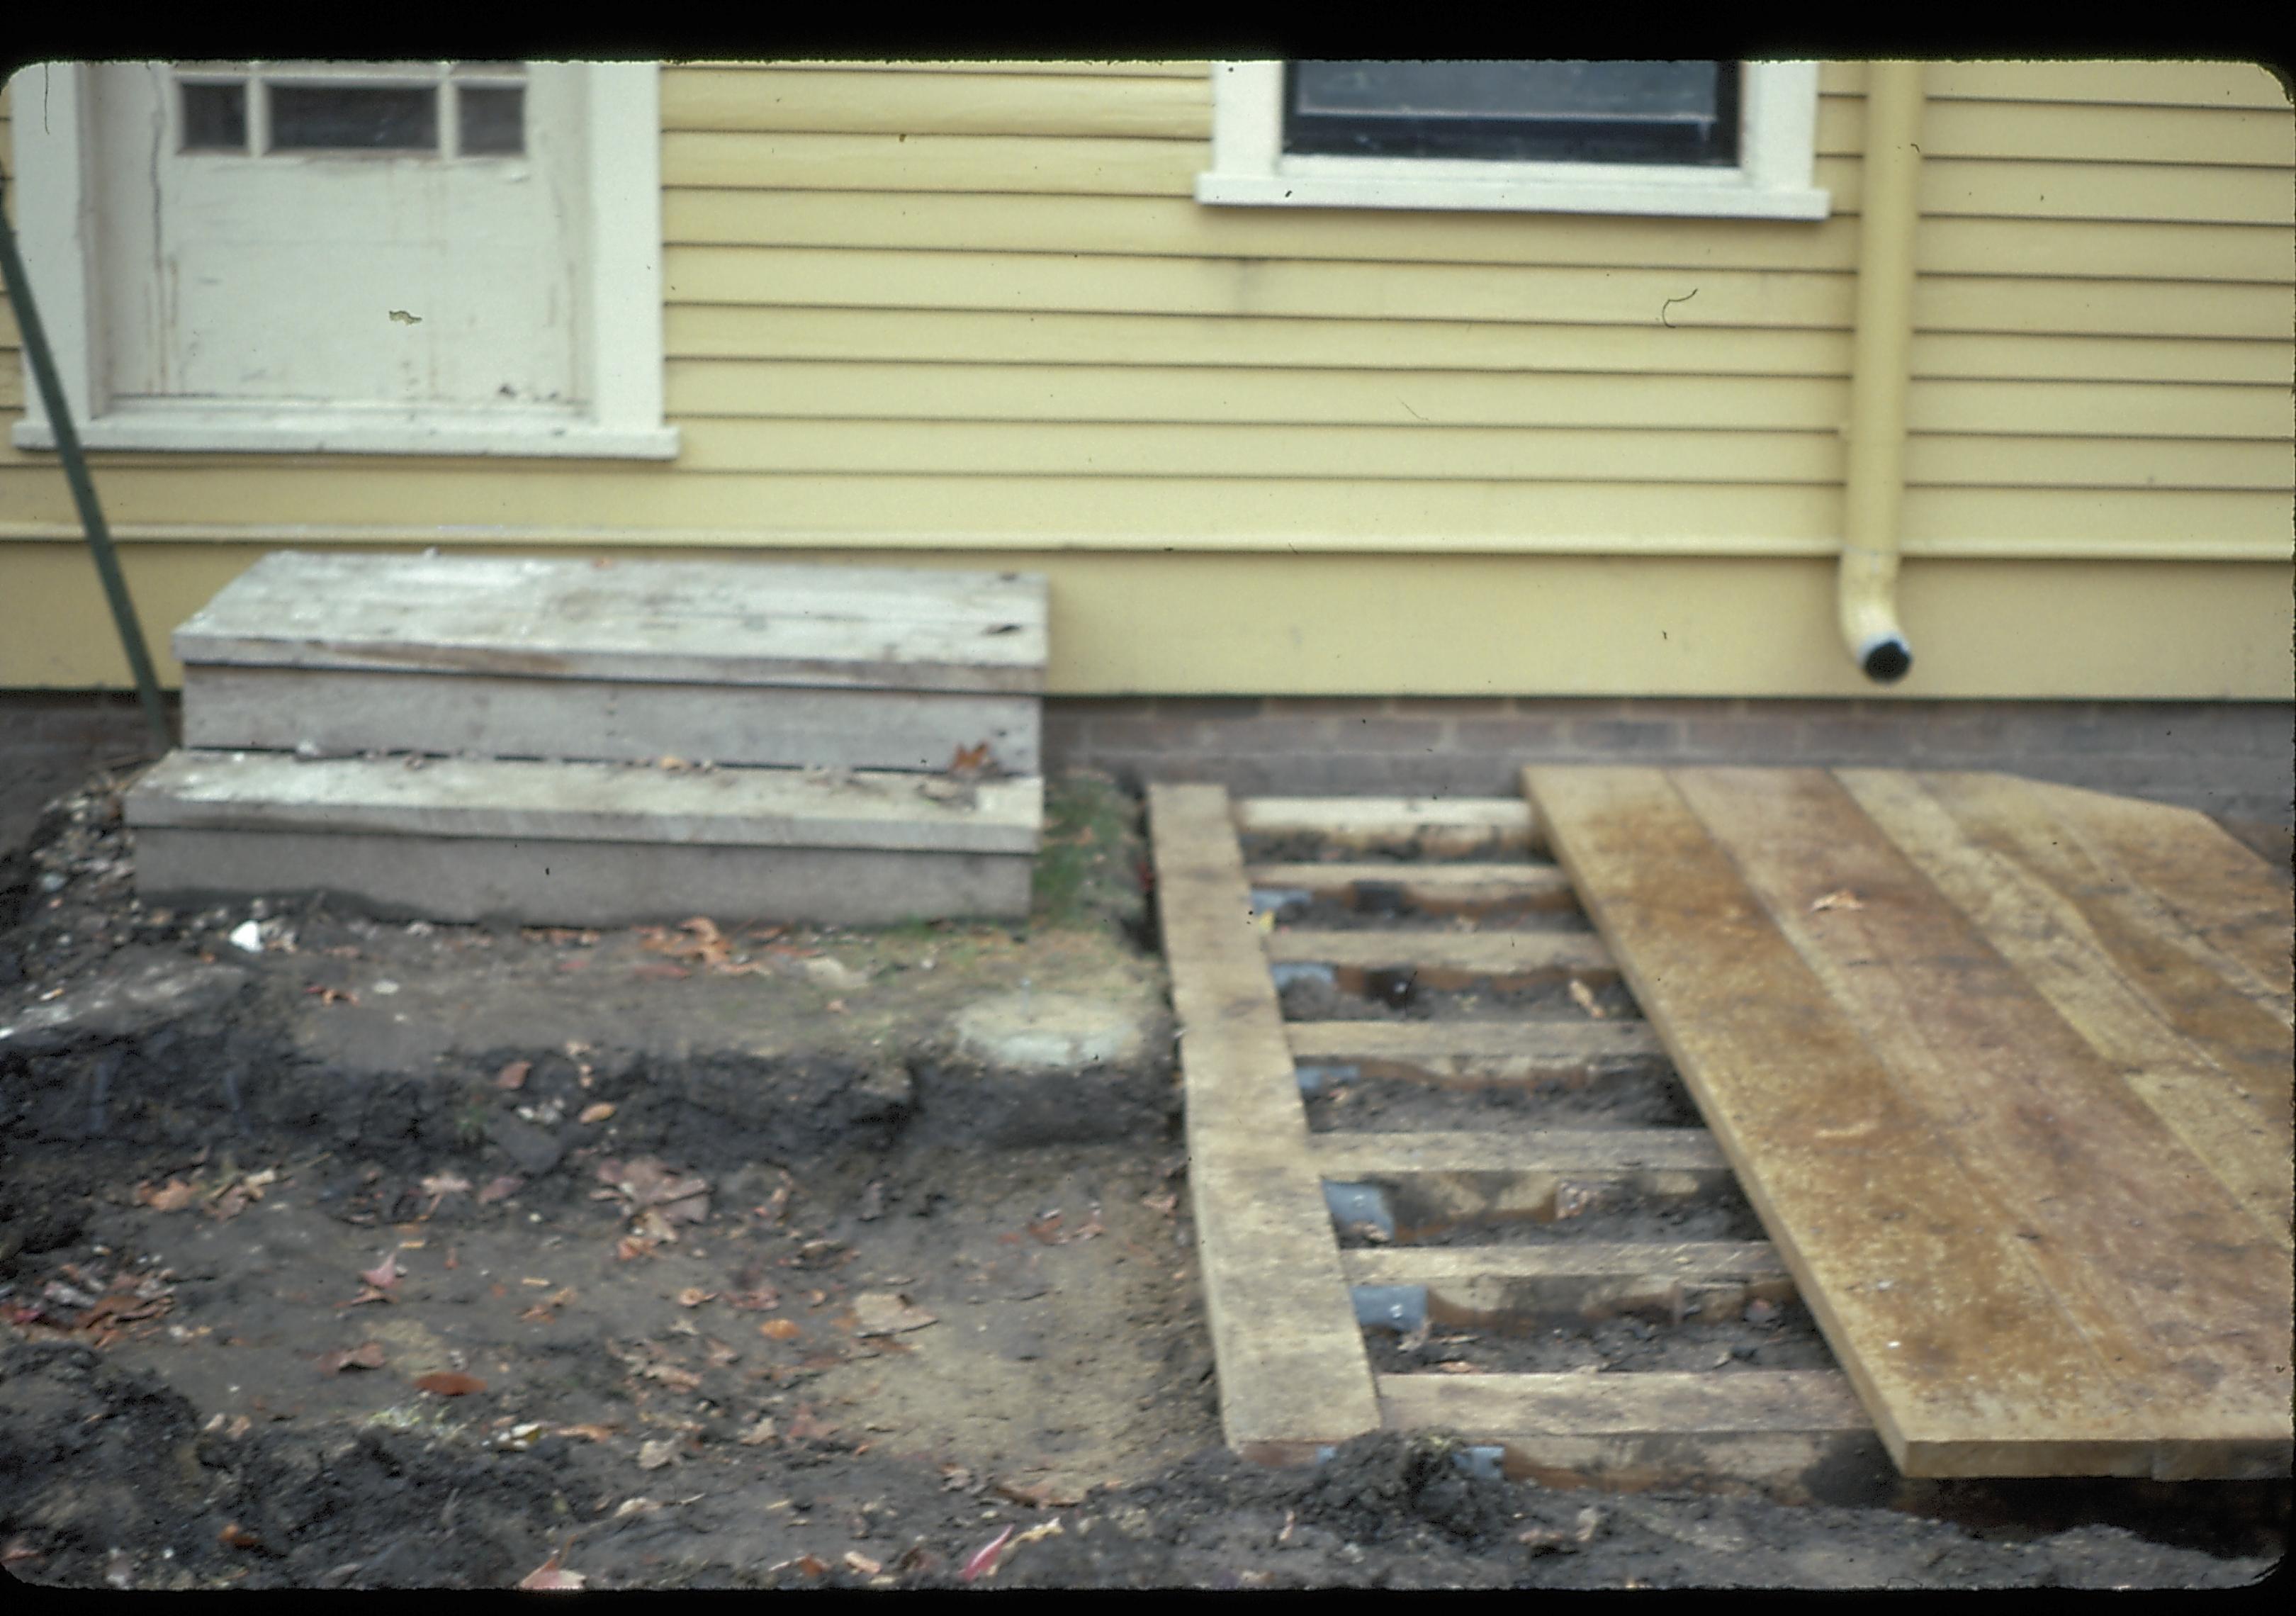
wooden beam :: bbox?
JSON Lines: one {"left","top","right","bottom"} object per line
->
{"left": 1147, "top": 782, "right": 1380, "bottom": 1457}
{"left": 1234, "top": 796, "right": 1536, "bottom": 855}
{"left": 1287, "top": 1018, "right": 1666, "bottom": 1084}
{"left": 1342, "top": 1241, "right": 1795, "bottom": 1324}
{"left": 1247, "top": 861, "right": 1576, "bottom": 914}
{"left": 1264, "top": 929, "right": 1616, "bottom": 990}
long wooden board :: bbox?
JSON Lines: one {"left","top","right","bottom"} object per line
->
{"left": 175, "top": 551, "right": 1048, "bottom": 693}
{"left": 1147, "top": 783, "right": 1380, "bottom": 1462}
{"left": 1524, "top": 765, "right": 2294, "bottom": 1481}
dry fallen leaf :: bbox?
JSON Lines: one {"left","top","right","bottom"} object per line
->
{"left": 675, "top": 1287, "right": 714, "bottom": 1308}
{"left": 517, "top": 1553, "right": 587, "bottom": 1591}
{"left": 321, "top": 1342, "right": 387, "bottom": 1374}
{"left": 641, "top": 1362, "right": 702, "bottom": 1393}
{"left": 758, "top": 1318, "right": 802, "bottom": 1341}
{"left": 1567, "top": 979, "right": 1608, "bottom": 1019}
{"left": 141, "top": 1178, "right": 199, "bottom": 1213}
{"left": 702, "top": 1337, "right": 740, "bottom": 1367}
{"left": 495, "top": 1060, "right": 530, "bottom": 1090}
{"left": 784, "top": 1404, "right": 840, "bottom": 1442}
{"left": 636, "top": 1437, "right": 679, "bottom": 1471}
{"left": 792, "top": 1554, "right": 830, "bottom": 1578}
{"left": 358, "top": 1254, "right": 403, "bottom": 1291}
{"left": 219, "top": 1522, "right": 262, "bottom": 1552}
{"left": 737, "top": 1415, "right": 777, "bottom": 1446}
{"left": 844, "top": 1552, "right": 883, "bottom": 1576}
{"left": 477, "top": 1174, "right": 523, "bottom": 1205}
{"left": 578, "top": 1102, "right": 617, "bottom": 1125}
{"left": 556, "top": 1423, "right": 617, "bottom": 1443}
{"left": 995, "top": 1476, "right": 1086, "bottom": 1508}
{"left": 615, "top": 1236, "right": 660, "bottom": 1262}
{"left": 1810, "top": 889, "right": 1866, "bottom": 913}
{"left": 414, "top": 1371, "right": 487, "bottom": 1397}
{"left": 850, "top": 1292, "right": 938, "bottom": 1337}
{"left": 421, "top": 1172, "right": 473, "bottom": 1208}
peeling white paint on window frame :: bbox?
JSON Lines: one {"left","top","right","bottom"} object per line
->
{"left": 7, "top": 60, "right": 679, "bottom": 459}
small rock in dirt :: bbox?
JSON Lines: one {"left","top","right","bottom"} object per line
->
{"left": 488, "top": 1113, "right": 564, "bottom": 1177}
{"left": 851, "top": 1291, "right": 938, "bottom": 1337}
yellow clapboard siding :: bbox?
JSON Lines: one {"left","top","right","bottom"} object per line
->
{"left": 1906, "top": 380, "right": 2292, "bottom": 442}
{"left": 1918, "top": 99, "right": 2294, "bottom": 169}
{"left": 663, "top": 65, "right": 1210, "bottom": 138}
{"left": 668, "top": 305, "right": 1859, "bottom": 376}
{"left": 663, "top": 189, "right": 1870, "bottom": 273}
{"left": 664, "top": 361, "right": 2290, "bottom": 446}
{"left": 736, "top": 60, "right": 1213, "bottom": 77}
{"left": 1925, "top": 61, "right": 2290, "bottom": 110}
{"left": 4, "top": 545, "right": 2287, "bottom": 698}
{"left": 661, "top": 129, "right": 1200, "bottom": 196}
{"left": 662, "top": 190, "right": 2291, "bottom": 287}
{"left": 1899, "top": 488, "right": 2291, "bottom": 549}
{"left": 1920, "top": 158, "right": 2294, "bottom": 225}
{"left": 665, "top": 360, "right": 1854, "bottom": 432}
{"left": 0, "top": 464, "right": 1850, "bottom": 544}
{"left": 667, "top": 417, "right": 1845, "bottom": 483}
{"left": 1903, "top": 434, "right": 2290, "bottom": 492}
{"left": 667, "top": 247, "right": 1856, "bottom": 329}
{"left": 1910, "top": 331, "right": 2294, "bottom": 386}
{"left": 1912, "top": 276, "right": 2287, "bottom": 341}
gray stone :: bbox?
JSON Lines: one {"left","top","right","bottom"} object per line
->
{"left": 0, "top": 950, "right": 248, "bottom": 1055}
{"left": 950, "top": 992, "right": 1147, "bottom": 1075}
{"left": 488, "top": 1113, "right": 565, "bottom": 1177}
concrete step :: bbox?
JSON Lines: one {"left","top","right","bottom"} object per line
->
{"left": 174, "top": 551, "right": 1047, "bottom": 774}
{"left": 124, "top": 750, "right": 1040, "bottom": 926}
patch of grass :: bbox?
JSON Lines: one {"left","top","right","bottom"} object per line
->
{"left": 1030, "top": 770, "right": 1147, "bottom": 936}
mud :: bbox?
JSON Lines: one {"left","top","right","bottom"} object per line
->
{"left": 1, "top": 769, "right": 2285, "bottom": 1589}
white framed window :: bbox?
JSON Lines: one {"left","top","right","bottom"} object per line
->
{"left": 1197, "top": 60, "right": 1829, "bottom": 220}
{"left": 8, "top": 60, "right": 678, "bottom": 459}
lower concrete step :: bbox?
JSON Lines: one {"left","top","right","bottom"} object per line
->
{"left": 124, "top": 750, "right": 1039, "bottom": 926}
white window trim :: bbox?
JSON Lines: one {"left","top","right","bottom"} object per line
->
{"left": 7, "top": 60, "right": 680, "bottom": 459}
{"left": 1196, "top": 61, "right": 1829, "bottom": 220}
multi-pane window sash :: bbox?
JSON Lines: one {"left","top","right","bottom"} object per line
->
{"left": 170, "top": 61, "right": 525, "bottom": 158}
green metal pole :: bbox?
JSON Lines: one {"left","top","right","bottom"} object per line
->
{"left": 0, "top": 171, "right": 174, "bottom": 757}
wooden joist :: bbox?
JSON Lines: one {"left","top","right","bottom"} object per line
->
{"left": 1247, "top": 861, "right": 1577, "bottom": 914}
{"left": 1341, "top": 1241, "right": 1795, "bottom": 1325}
{"left": 1286, "top": 1019, "right": 1666, "bottom": 1084}
{"left": 1524, "top": 765, "right": 2295, "bottom": 1481}
{"left": 1233, "top": 796, "right": 1536, "bottom": 855}
{"left": 1264, "top": 929, "right": 1616, "bottom": 990}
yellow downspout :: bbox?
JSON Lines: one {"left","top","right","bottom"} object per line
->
{"left": 1838, "top": 60, "right": 1926, "bottom": 683}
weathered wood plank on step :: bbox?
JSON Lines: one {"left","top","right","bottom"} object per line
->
{"left": 131, "top": 828, "right": 1031, "bottom": 927}
{"left": 174, "top": 551, "right": 1047, "bottom": 694}
{"left": 1378, "top": 1371, "right": 1880, "bottom": 1496}
{"left": 124, "top": 751, "right": 1040, "bottom": 854}
{"left": 183, "top": 666, "right": 1041, "bottom": 775}
{"left": 1310, "top": 1128, "right": 1726, "bottom": 1177}
{"left": 1670, "top": 768, "right": 2292, "bottom": 1466}
{"left": 1839, "top": 769, "right": 2292, "bottom": 1247}
{"left": 1526, "top": 764, "right": 2293, "bottom": 1481}
{"left": 1148, "top": 782, "right": 1380, "bottom": 1459}
{"left": 1234, "top": 796, "right": 1535, "bottom": 855}
{"left": 1248, "top": 862, "right": 1575, "bottom": 912}
{"left": 1265, "top": 929, "right": 1615, "bottom": 989}
{"left": 1287, "top": 1019, "right": 1665, "bottom": 1083}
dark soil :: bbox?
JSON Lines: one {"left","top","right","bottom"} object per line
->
{"left": 1, "top": 771, "right": 2285, "bottom": 1589}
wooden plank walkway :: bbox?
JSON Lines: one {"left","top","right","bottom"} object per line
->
{"left": 1523, "top": 766, "right": 2294, "bottom": 1481}
{"left": 1151, "top": 783, "right": 1882, "bottom": 1494}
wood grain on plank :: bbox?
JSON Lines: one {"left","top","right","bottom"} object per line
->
{"left": 1343, "top": 1242, "right": 1794, "bottom": 1325}
{"left": 1523, "top": 765, "right": 2222, "bottom": 1479}
{"left": 2021, "top": 776, "right": 2295, "bottom": 1014}
{"left": 1670, "top": 768, "right": 2290, "bottom": 1474}
{"left": 1286, "top": 1018, "right": 1666, "bottom": 1082}
{"left": 1147, "top": 783, "right": 1379, "bottom": 1454}
{"left": 1234, "top": 796, "right": 1535, "bottom": 855}
{"left": 1310, "top": 1129, "right": 1727, "bottom": 1177}
{"left": 1839, "top": 768, "right": 2292, "bottom": 1247}
{"left": 1380, "top": 1371, "right": 1871, "bottom": 1436}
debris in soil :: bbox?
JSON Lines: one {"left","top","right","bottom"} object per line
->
{"left": 850, "top": 1292, "right": 938, "bottom": 1337}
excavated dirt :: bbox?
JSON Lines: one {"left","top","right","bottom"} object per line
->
{"left": 0, "top": 768, "right": 2285, "bottom": 1589}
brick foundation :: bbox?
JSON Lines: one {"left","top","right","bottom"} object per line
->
{"left": 1045, "top": 696, "right": 2296, "bottom": 831}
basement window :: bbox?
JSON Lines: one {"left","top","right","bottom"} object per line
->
{"left": 1198, "top": 60, "right": 1829, "bottom": 220}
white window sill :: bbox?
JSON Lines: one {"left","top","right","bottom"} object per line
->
{"left": 12, "top": 407, "right": 681, "bottom": 460}
{"left": 1195, "top": 171, "right": 1831, "bottom": 220}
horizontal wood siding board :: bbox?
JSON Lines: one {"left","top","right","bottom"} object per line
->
{"left": 1916, "top": 99, "right": 2295, "bottom": 168}
{"left": 666, "top": 247, "right": 1857, "bottom": 329}
{"left": 669, "top": 305, "right": 1860, "bottom": 376}
{"left": 663, "top": 67, "right": 1211, "bottom": 139}
{"left": 1923, "top": 61, "right": 2291, "bottom": 110}
{"left": 663, "top": 191, "right": 2292, "bottom": 286}
{"left": 1915, "top": 159, "right": 2292, "bottom": 226}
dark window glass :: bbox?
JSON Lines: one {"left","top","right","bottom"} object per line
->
{"left": 181, "top": 82, "right": 247, "bottom": 152}
{"left": 458, "top": 84, "right": 524, "bottom": 155}
{"left": 269, "top": 84, "right": 438, "bottom": 152}
{"left": 1286, "top": 61, "right": 1740, "bottom": 167}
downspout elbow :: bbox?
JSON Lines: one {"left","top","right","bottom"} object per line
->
{"left": 1837, "top": 60, "right": 1925, "bottom": 686}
